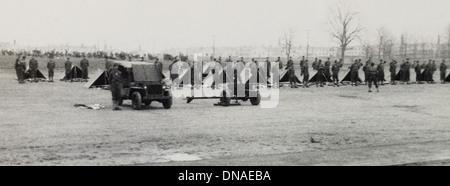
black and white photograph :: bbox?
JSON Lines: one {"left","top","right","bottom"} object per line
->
{"left": 1, "top": 0, "right": 450, "bottom": 169}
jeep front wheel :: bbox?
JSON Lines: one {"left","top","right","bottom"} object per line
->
{"left": 132, "top": 92, "right": 142, "bottom": 110}
{"left": 250, "top": 92, "right": 261, "bottom": 106}
{"left": 162, "top": 98, "right": 172, "bottom": 109}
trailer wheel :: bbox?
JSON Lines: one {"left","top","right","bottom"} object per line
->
{"left": 250, "top": 92, "right": 261, "bottom": 106}
{"left": 220, "top": 91, "right": 230, "bottom": 106}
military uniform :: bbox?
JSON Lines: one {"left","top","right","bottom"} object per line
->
{"left": 109, "top": 66, "right": 123, "bottom": 110}
{"left": 414, "top": 62, "right": 422, "bottom": 83}
{"left": 431, "top": 62, "right": 437, "bottom": 83}
{"left": 425, "top": 63, "right": 433, "bottom": 83}
{"left": 276, "top": 58, "right": 283, "bottom": 70}
{"left": 332, "top": 62, "right": 343, "bottom": 86}
{"left": 302, "top": 61, "right": 309, "bottom": 88}
{"left": 14, "top": 57, "right": 21, "bottom": 81}
{"left": 324, "top": 60, "right": 331, "bottom": 80}
{"left": 367, "top": 65, "right": 379, "bottom": 92}
{"left": 440, "top": 62, "right": 447, "bottom": 83}
{"left": 64, "top": 59, "right": 72, "bottom": 80}
{"left": 155, "top": 60, "right": 163, "bottom": 80}
{"left": 80, "top": 57, "right": 89, "bottom": 79}
{"left": 350, "top": 62, "right": 361, "bottom": 86}
{"left": 316, "top": 63, "right": 325, "bottom": 87}
{"left": 377, "top": 62, "right": 385, "bottom": 85}
{"left": 286, "top": 59, "right": 297, "bottom": 88}
{"left": 401, "top": 61, "right": 411, "bottom": 84}
{"left": 389, "top": 61, "right": 397, "bottom": 84}
{"left": 47, "top": 59, "right": 56, "bottom": 82}
{"left": 29, "top": 58, "right": 38, "bottom": 81}
{"left": 16, "top": 58, "right": 26, "bottom": 83}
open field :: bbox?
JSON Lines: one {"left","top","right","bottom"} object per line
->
{"left": 1, "top": 62, "right": 450, "bottom": 165}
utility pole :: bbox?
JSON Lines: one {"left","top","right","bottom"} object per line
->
{"left": 212, "top": 35, "right": 216, "bottom": 58}
{"left": 306, "top": 30, "right": 310, "bottom": 59}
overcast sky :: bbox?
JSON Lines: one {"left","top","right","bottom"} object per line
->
{"left": 0, "top": 0, "right": 449, "bottom": 52}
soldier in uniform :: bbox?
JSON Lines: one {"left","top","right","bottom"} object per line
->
{"left": 414, "top": 61, "right": 422, "bottom": 83}
{"left": 324, "top": 58, "right": 331, "bottom": 82}
{"left": 363, "top": 58, "right": 371, "bottom": 84}
{"left": 389, "top": 60, "right": 397, "bottom": 85}
{"left": 16, "top": 56, "right": 27, "bottom": 84}
{"left": 14, "top": 55, "right": 21, "bottom": 81}
{"left": 349, "top": 59, "right": 361, "bottom": 86}
{"left": 440, "top": 60, "right": 447, "bottom": 84}
{"left": 276, "top": 57, "right": 283, "bottom": 70}
{"left": 285, "top": 57, "right": 298, "bottom": 88}
{"left": 431, "top": 60, "right": 437, "bottom": 84}
{"left": 264, "top": 57, "right": 271, "bottom": 80}
{"left": 377, "top": 60, "right": 386, "bottom": 85}
{"left": 80, "top": 56, "right": 90, "bottom": 80}
{"left": 47, "top": 56, "right": 56, "bottom": 82}
{"left": 300, "top": 56, "right": 306, "bottom": 69}
{"left": 64, "top": 58, "right": 72, "bottom": 81}
{"left": 312, "top": 58, "right": 318, "bottom": 71}
{"left": 316, "top": 60, "right": 325, "bottom": 87}
{"left": 301, "top": 60, "right": 310, "bottom": 88}
{"left": 155, "top": 58, "right": 163, "bottom": 80}
{"left": 367, "top": 62, "right": 379, "bottom": 92}
{"left": 424, "top": 60, "right": 433, "bottom": 84}
{"left": 109, "top": 63, "right": 123, "bottom": 111}
{"left": 401, "top": 59, "right": 411, "bottom": 84}
{"left": 29, "top": 56, "right": 39, "bottom": 82}
{"left": 332, "top": 60, "right": 343, "bottom": 87}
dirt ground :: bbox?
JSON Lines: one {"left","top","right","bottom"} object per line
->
{"left": 1, "top": 67, "right": 450, "bottom": 166}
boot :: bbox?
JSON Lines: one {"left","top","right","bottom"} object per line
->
{"left": 112, "top": 101, "right": 116, "bottom": 111}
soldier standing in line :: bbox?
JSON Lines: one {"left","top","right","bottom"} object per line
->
{"left": 29, "top": 55, "right": 39, "bottom": 82}
{"left": 109, "top": 63, "right": 123, "bottom": 111}
{"left": 47, "top": 56, "right": 56, "bottom": 82}
{"left": 332, "top": 60, "right": 343, "bottom": 87}
{"left": 431, "top": 60, "right": 437, "bottom": 84}
{"left": 389, "top": 60, "right": 397, "bottom": 85}
{"left": 302, "top": 60, "right": 310, "bottom": 88}
{"left": 440, "top": 60, "right": 447, "bottom": 84}
{"left": 80, "top": 55, "right": 90, "bottom": 80}
{"left": 64, "top": 58, "right": 72, "bottom": 81}
{"left": 16, "top": 56, "right": 27, "bottom": 84}
{"left": 377, "top": 60, "right": 386, "bottom": 85}
{"left": 265, "top": 57, "right": 271, "bottom": 80}
{"left": 300, "top": 56, "right": 306, "bottom": 68}
{"left": 414, "top": 61, "right": 422, "bottom": 83}
{"left": 424, "top": 60, "right": 433, "bottom": 84}
{"left": 316, "top": 60, "right": 325, "bottom": 87}
{"left": 285, "top": 57, "right": 298, "bottom": 88}
{"left": 349, "top": 59, "right": 361, "bottom": 86}
{"left": 324, "top": 58, "right": 331, "bottom": 83}
{"left": 401, "top": 59, "right": 411, "bottom": 84}
{"left": 367, "top": 62, "right": 379, "bottom": 93}
{"left": 276, "top": 57, "right": 283, "bottom": 70}
{"left": 363, "top": 58, "right": 371, "bottom": 85}
{"left": 14, "top": 55, "right": 21, "bottom": 81}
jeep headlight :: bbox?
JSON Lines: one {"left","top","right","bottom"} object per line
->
{"left": 144, "top": 86, "right": 147, "bottom": 89}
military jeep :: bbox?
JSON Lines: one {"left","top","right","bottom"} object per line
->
{"left": 113, "top": 61, "right": 172, "bottom": 110}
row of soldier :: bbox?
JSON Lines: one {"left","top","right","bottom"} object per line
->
{"left": 13, "top": 55, "right": 90, "bottom": 84}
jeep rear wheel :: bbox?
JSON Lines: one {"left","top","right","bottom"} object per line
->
{"left": 132, "top": 92, "right": 142, "bottom": 110}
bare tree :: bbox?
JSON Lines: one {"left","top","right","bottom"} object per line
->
{"left": 376, "top": 27, "right": 394, "bottom": 60}
{"left": 447, "top": 24, "right": 450, "bottom": 60}
{"left": 411, "top": 36, "right": 419, "bottom": 60}
{"left": 280, "top": 28, "right": 295, "bottom": 60}
{"left": 329, "top": 4, "right": 363, "bottom": 63}
{"left": 358, "top": 36, "right": 374, "bottom": 60}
